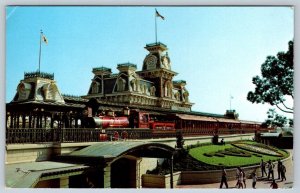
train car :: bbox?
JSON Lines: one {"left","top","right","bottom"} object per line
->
{"left": 88, "top": 109, "right": 176, "bottom": 131}
{"left": 84, "top": 106, "right": 264, "bottom": 140}
{"left": 85, "top": 109, "right": 176, "bottom": 141}
{"left": 93, "top": 116, "right": 129, "bottom": 128}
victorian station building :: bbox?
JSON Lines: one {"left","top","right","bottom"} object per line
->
{"left": 5, "top": 42, "right": 265, "bottom": 188}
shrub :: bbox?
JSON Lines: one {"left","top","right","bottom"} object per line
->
{"left": 232, "top": 143, "right": 284, "bottom": 157}
{"left": 222, "top": 151, "right": 251, "bottom": 157}
{"left": 203, "top": 153, "right": 213, "bottom": 157}
{"left": 215, "top": 153, "right": 225, "bottom": 157}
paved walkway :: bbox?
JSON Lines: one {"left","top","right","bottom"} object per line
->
{"left": 177, "top": 150, "right": 293, "bottom": 189}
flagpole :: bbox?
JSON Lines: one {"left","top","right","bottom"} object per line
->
{"left": 38, "top": 29, "right": 42, "bottom": 74}
{"left": 155, "top": 10, "right": 157, "bottom": 43}
{"left": 229, "top": 95, "right": 233, "bottom": 110}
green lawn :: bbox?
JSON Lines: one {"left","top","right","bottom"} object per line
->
{"left": 189, "top": 141, "right": 289, "bottom": 167}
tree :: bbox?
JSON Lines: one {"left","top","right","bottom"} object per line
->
{"left": 247, "top": 41, "right": 294, "bottom": 114}
{"left": 262, "top": 108, "right": 288, "bottom": 128}
{"left": 288, "top": 118, "right": 293, "bottom": 127}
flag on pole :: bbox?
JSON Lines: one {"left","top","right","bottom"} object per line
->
{"left": 42, "top": 34, "right": 48, "bottom": 45}
{"left": 155, "top": 9, "right": 165, "bottom": 20}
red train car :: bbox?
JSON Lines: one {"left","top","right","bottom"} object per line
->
{"left": 90, "top": 110, "right": 175, "bottom": 131}
{"left": 93, "top": 116, "right": 129, "bottom": 128}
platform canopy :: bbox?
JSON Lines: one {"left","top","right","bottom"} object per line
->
{"left": 6, "top": 161, "right": 88, "bottom": 188}
{"left": 58, "top": 142, "right": 176, "bottom": 164}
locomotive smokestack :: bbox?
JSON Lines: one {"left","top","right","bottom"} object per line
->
{"left": 107, "top": 109, "right": 115, "bottom": 117}
{"left": 123, "top": 107, "right": 130, "bottom": 116}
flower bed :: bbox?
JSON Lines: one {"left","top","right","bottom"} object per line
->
{"left": 232, "top": 143, "right": 283, "bottom": 157}
{"left": 203, "top": 147, "right": 252, "bottom": 158}
{"left": 203, "top": 148, "right": 251, "bottom": 157}
{"left": 189, "top": 141, "right": 289, "bottom": 167}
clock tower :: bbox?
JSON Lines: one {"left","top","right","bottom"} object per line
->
{"left": 142, "top": 42, "right": 171, "bottom": 71}
{"left": 84, "top": 42, "right": 193, "bottom": 112}
{"left": 138, "top": 42, "right": 177, "bottom": 105}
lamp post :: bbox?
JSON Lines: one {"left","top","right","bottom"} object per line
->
{"left": 170, "top": 154, "right": 174, "bottom": 189}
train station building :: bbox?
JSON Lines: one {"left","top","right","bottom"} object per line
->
{"left": 7, "top": 42, "right": 196, "bottom": 130}
{"left": 6, "top": 42, "right": 250, "bottom": 134}
{"left": 5, "top": 42, "right": 263, "bottom": 188}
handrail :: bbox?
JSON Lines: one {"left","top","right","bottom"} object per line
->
{"left": 5, "top": 127, "right": 255, "bottom": 144}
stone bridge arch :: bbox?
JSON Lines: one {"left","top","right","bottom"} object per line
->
{"left": 59, "top": 142, "right": 176, "bottom": 188}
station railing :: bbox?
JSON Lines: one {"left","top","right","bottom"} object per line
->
{"left": 5, "top": 127, "right": 256, "bottom": 144}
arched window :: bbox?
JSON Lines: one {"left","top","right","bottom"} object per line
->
{"left": 117, "top": 77, "right": 126, "bottom": 92}
{"left": 130, "top": 79, "right": 136, "bottom": 91}
{"left": 17, "top": 82, "right": 31, "bottom": 101}
{"left": 164, "top": 81, "right": 169, "bottom": 97}
{"left": 42, "top": 84, "right": 50, "bottom": 100}
{"left": 49, "top": 83, "right": 58, "bottom": 99}
{"left": 164, "top": 81, "right": 173, "bottom": 97}
{"left": 91, "top": 81, "right": 99, "bottom": 94}
{"left": 140, "top": 84, "right": 144, "bottom": 93}
{"left": 150, "top": 86, "right": 156, "bottom": 96}
{"left": 168, "top": 82, "right": 173, "bottom": 97}
{"left": 183, "top": 90, "right": 189, "bottom": 102}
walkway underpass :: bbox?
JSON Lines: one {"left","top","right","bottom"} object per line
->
{"left": 57, "top": 141, "right": 176, "bottom": 188}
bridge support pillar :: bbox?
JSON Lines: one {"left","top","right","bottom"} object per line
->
{"left": 103, "top": 163, "right": 111, "bottom": 188}
{"left": 59, "top": 176, "right": 69, "bottom": 188}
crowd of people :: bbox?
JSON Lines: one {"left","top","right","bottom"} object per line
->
{"left": 219, "top": 159, "right": 287, "bottom": 189}
{"left": 260, "top": 159, "right": 287, "bottom": 182}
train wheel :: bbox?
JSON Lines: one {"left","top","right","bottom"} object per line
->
{"left": 121, "top": 131, "right": 128, "bottom": 140}
{"left": 99, "top": 134, "right": 108, "bottom": 141}
{"left": 113, "top": 131, "right": 119, "bottom": 141}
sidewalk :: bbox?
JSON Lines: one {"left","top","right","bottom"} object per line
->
{"left": 177, "top": 150, "right": 293, "bottom": 189}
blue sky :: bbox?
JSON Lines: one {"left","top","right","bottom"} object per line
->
{"left": 6, "top": 6, "right": 294, "bottom": 122}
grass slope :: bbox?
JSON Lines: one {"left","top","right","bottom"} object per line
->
{"left": 189, "top": 141, "right": 289, "bottom": 167}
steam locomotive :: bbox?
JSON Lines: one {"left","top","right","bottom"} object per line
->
{"left": 85, "top": 108, "right": 176, "bottom": 131}
{"left": 83, "top": 108, "right": 176, "bottom": 141}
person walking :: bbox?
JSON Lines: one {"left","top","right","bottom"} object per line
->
{"left": 235, "top": 167, "right": 240, "bottom": 188}
{"left": 267, "top": 160, "right": 274, "bottom": 180}
{"left": 252, "top": 172, "right": 257, "bottom": 189}
{"left": 237, "top": 167, "right": 244, "bottom": 189}
{"left": 220, "top": 168, "right": 228, "bottom": 189}
{"left": 277, "top": 161, "right": 282, "bottom": 180}
{"left": 242, "top": 169, "right": 246, "bottom": 188}
{"left": 260, "top": 159, "right": 267, "bottom": 177}
{"left": 281, "top": 164, "right": 287, "bottom": 181}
